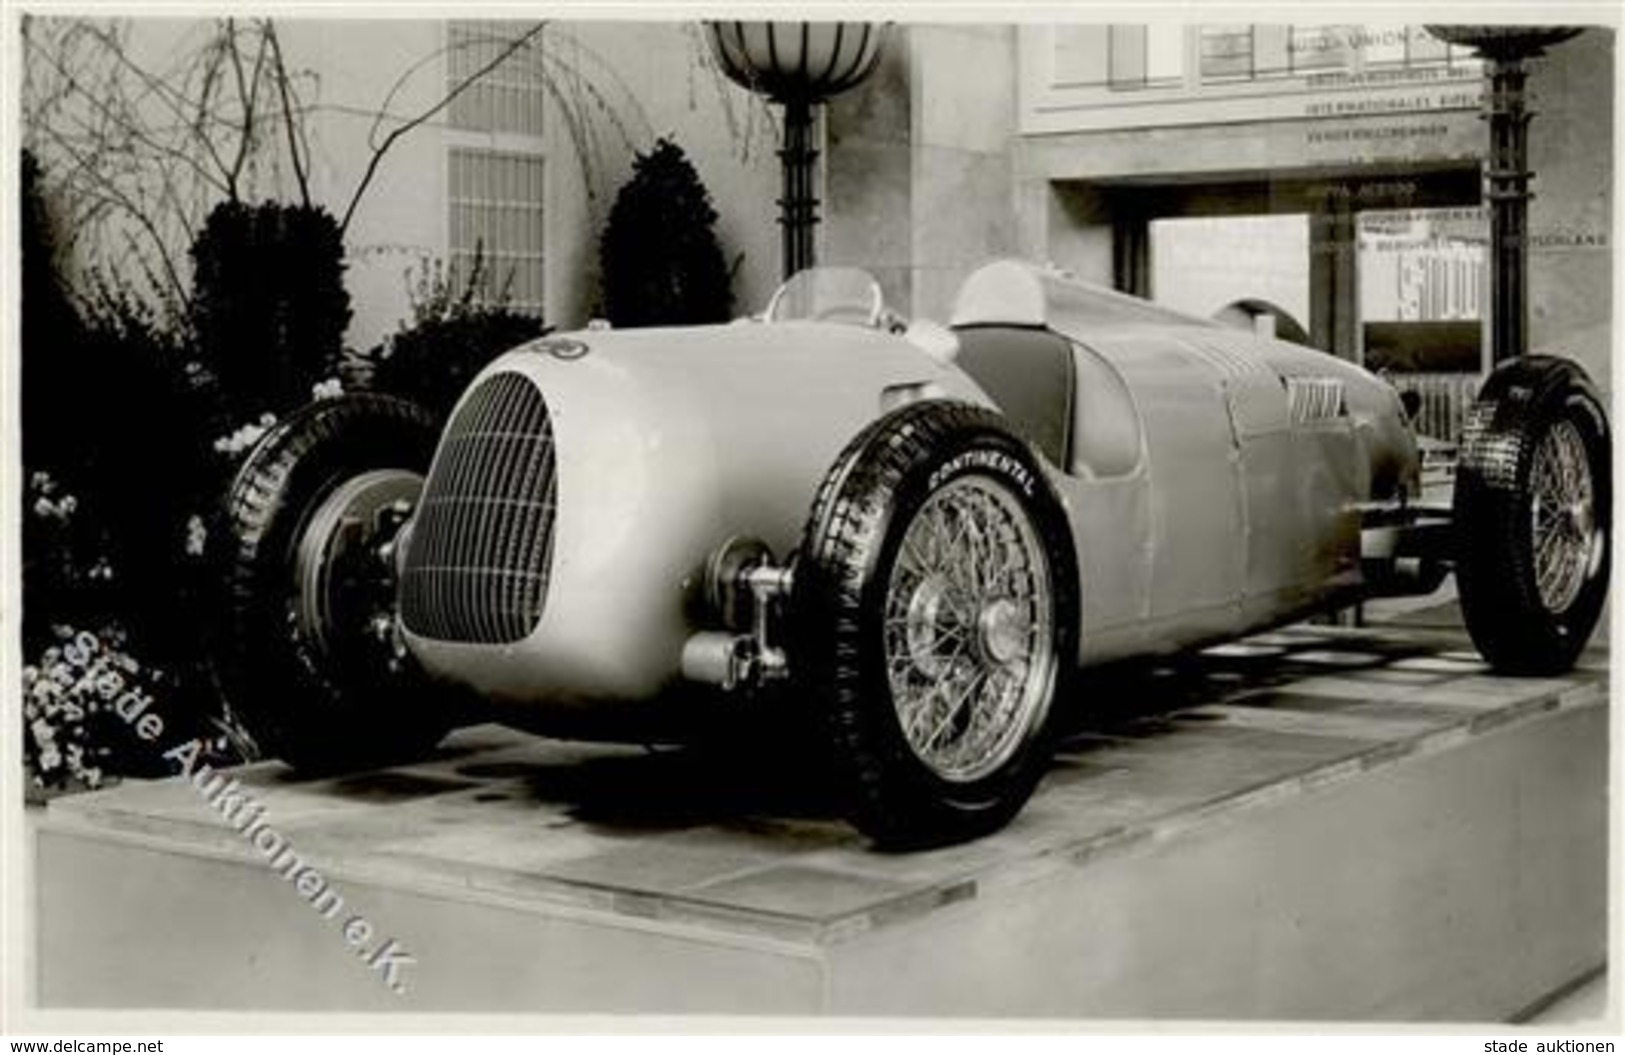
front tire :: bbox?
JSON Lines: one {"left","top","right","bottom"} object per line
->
{"left": 1454, "top": 356, "right": 1611, "bottom": 674}
{"left": 216, "top": 394, "right": 455, "bottom": 771}
{"left": 792, "top": 400, "right": 1079, "bottom": 848}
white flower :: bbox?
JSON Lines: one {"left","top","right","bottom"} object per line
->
{"left": 311, "top": 378, "right": 344, "bottom": 400}
{"left": 215, "top": 418, "right": 274, "bottom": 456}
{"left": 185, "top": 515, "right": 207, "bottom": 557}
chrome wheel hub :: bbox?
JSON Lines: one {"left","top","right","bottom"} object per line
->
{"left": 1529, "top": 419, "right": 1601, "bottom": 615}
{"left": 884, "top": 476, "right": 1055, "bottom": 784}
{"left": 978, "top": 598, "right": 1029, "bottom": 666}
{"left": 295, "top": 469, "right": 422, "bottom": 671}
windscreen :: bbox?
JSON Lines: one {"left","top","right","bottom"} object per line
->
{"left": 764, "top": 267, "right": 885, "bottom": 327}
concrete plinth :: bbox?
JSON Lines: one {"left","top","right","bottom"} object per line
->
{"left": 34, "top": 625, "right": 1608, "bottom": 1019}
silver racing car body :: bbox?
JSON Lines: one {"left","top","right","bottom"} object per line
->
{"left": 400, "top": 261, "right": 1417, "bottom": 710}
{"left": 221, "top": 259, "right": 1609, "bottom": 844}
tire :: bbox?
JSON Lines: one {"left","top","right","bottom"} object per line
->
{"left": 791, "top": 400, "right": 1079, "bottom": 848}
{"left": 215, "top": 393, "right": 455, "bottom": 771}
{"left": 1454, "top": 356, "right": 1611, "bottom": 674}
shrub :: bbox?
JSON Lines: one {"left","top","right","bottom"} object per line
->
{"left": 189, "top": 200, "right": 351, "bottom": 418}
{"left": 20, "top": 153, "right": 250, "bottom": 786}
{"left": 24, "top": 155, "right": 217, "bottom": 653}
{"left": 600, "top": 137, "right": 733, "bottom": 327}
{"left": 363, "top": 253, "right": 548, "bottom": 420}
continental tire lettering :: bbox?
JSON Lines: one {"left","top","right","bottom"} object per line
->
{"left": 929, "top": 450, "right": 1036, "bottom": 496}
{"left": 1462, "top": 402, "right": 1522, "bottom": 491}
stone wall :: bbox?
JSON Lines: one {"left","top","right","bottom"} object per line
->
{"left": 239, "top": 20, "right": 787, "bottom": 347}
{"left": 826, "top": 24, "right": 1020, "bottom": 322}
{"left": 1526, "top": 27, "right": 1614, "bottom": 396}
{"left": 538, "top": 23, "right": 782, "bottom": 329}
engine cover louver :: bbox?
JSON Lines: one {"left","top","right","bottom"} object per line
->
{"left": 1286, "top": 376, "right": 1347, "bottom": 424}
{"left": 400, "top": 372, "right": 558, "bottom": 644}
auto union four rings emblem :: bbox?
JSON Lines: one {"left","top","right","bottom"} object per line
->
{"left": 536, "top": 337, "right": 590, "bottom": 360}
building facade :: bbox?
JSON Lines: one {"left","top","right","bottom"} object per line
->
{"left": 823, "top": 21, "right": 1613, "bottom": 428}
{"left": 25, "top": 18, "right": 1614, "bottom": 421}
{"left": 270, "top": 18, "right": 786, "bottom": 351}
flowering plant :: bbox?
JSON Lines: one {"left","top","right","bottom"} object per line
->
{"left": 213, "top": 412, "right": 279, "bottom": 458}
{"left": 22, "top": 625, "right": 242, "bottom": 797}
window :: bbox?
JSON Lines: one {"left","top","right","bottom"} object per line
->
{"left": 445, "top": 21, "right": 546, "bottom": 316}
{"left": 1290, "top": 24, "right": 1474, "bottom": 76}
{"left": 1289, "top": 25, "right": 1354, "bottom": 74}
{"left": 1149, "top": 214, "right": 1311, "bottom": 330}
{"left": 447, "top": 20, "right": 546, "bottom": 135}
{"left": 1358, "top": 205, "right": 1486, "bottom": 442}
{"left": 1200, "top": 25, "right": 1254, "bottom": 82}
{"left": 448, "top": 149, "right": 546, "bottom": 317}
{"left": 1051, "top": 26, "right": 1110, "bottom": 88}
{"left": 1108, "top": 25, "right": 1184, "bottom": 89}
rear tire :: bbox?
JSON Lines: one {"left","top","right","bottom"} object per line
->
{"left": 792, "top": 400, "right": 1079, "bottom": 848}
{"left": 1454, "top": 356, "right": 1610, "bottom": 674}
{"left": 216, "top": 394, "right": 455, "bottom": 772}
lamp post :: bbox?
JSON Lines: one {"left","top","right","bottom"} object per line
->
{"left": 704, "top": 21, "right": 889, "bottom": 279}
{"left": 1425, "top": 26, "right": 1584, "bottom": 363}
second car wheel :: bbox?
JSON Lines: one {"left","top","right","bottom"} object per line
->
{"left": 1454, "top": 355, "right": 1611, "bottom": 675}
{"left": 215, "top": 393, "right": 457, "bottom": 773}
{"left": 792, "top": 400, "right": 1079, "bottom": 848}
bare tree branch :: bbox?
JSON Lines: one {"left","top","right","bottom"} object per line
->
{"left": 76, "top": 20, "right": 237, "bottom": 190}
{"left": 27, "top": 35, "right": 231, "bottom": 196}
{"left": 33, "top": 119, "right": 190, "bottom": 310}
{"left": 264, "top": 20, "right": 310, "bottom": 208}
{"left": 339, "top": 21, "right": 547, "bottom": 236}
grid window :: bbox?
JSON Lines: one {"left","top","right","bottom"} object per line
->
{"left": 447, "top": 20, "right": 545, "bottom": 135}
{"left": 1108, "top": 25, "right": 1184, "bottom": 89}
{"left": 448, "top": 148, "right": 545, "bottom": 317}
{"left": 1052, "top": 26, "right": 1110, "bottom": 87}
{"left": 1200, "top": 25, "right": 1254, "bottom": 82}
{"left": 1290, "top": 26, "right": 1356, "bottom": 74}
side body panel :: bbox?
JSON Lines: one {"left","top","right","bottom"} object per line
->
{"left": 955, "top": 261, "right": 1413, "bottom": 664}
{"left": 404, "top": 323, "right": 988, "bottom": 714}
{"left": 1081, "top": 331, "right": 1246, "bottom": 648}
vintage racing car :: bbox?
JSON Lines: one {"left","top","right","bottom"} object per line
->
{"left": 218, "top": 261, "right": 1611, "bottom": 846}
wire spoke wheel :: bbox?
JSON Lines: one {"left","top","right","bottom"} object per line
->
{"left": 1455, "top": 356, "right": 1611, "bottom": 675}
{"left": 1528, "top": 419, "right": 1600, "bottom": 615}
{"left": 884, "top": 477, "right": 1055, "bottom": 783}
{"left": 794, "top": 400, "right": 1078, "bottom": 846}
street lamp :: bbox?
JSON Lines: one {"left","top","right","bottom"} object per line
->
{"left": 1425, "top": 26, "right": 1585, "bottom": 362}
{"left": 704, "top": 21, "right": 889, "bottom": 279}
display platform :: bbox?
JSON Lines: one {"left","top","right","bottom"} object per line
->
{"left": 36, "top": 624, "right": 1608, "bottom": 1019}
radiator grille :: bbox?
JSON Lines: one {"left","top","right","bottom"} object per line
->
{"left": 400, "top": 372, "right": 558, "bottom": 643}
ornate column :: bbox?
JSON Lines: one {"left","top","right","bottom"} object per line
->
{"left": 704, "top": 22, "right": 889, "bottom": 278}
{"left": 1425, "top": 27, "right": 1584, "bottom": 362}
